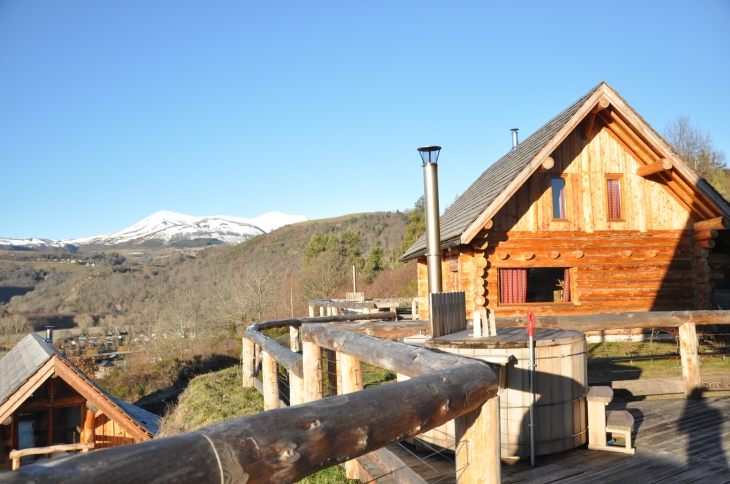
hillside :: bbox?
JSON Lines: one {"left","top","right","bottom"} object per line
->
{"left": 0, "top": 211, "right": 415, "bottom": 345}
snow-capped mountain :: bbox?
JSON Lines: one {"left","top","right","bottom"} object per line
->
{"left": 0, "top": 211, "right": 308, "bottom": 250}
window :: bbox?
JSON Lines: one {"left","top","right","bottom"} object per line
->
{"left": 606, "top": 176, "right": 623, "bottom": 220}
{"left": 499, "top": 268, "right": 571, "bottom": 304}
{"left": 551, "top": 177, "right": 567, "bottom": 219}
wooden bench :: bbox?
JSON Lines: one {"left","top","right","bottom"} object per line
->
{"left": 587, "top": 386, "right": 635, "bottom": 455}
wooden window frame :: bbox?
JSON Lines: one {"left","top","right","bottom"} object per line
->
{"left": 496, "top": 267, "right": 575, "bottom": 306}
{"left": 605, "top": 174, "right": 625, "bottom": 222}
{"left": 550, "top": 175, "right": 570, "bottom": 222}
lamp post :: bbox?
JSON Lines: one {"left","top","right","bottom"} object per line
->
{"left": 418, "top": 146, "right": 443, "bottom": 296}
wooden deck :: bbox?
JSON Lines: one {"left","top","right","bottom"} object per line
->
{"left": 384, "top": 395, "right": 730, "bottom": 484}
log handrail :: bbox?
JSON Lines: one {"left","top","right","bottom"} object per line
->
{"left": 244, "top": 311, "right": 398, "bottom": 379}
{"left": 3, "top": 327, "right": 499, "bottom": 484}
{"left": 494, "top": 310, "right": 730, "bottom": 331}
{"left": 302, "top": 324, "right": 487, "bottom": 378}
{"left": 9, "top": 442, "right": 94, "bottom": 470}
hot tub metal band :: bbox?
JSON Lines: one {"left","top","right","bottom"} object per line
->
{"left": 500, "top": 393, "right": 587, "bottom": 409}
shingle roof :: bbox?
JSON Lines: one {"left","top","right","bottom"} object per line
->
{"left": 402, "top": 83, "right": 603, "bottom": 260}
{"left": 0, "top": 333, "right": 160, "bottom": 436}
{"left": 0, "top": 332, "right": 55, "bottom": 406}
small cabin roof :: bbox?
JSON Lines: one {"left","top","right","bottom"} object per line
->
{"left": 0, "top": 333, "right": 160, "bottom": 436}
{"left": 402, "top": 82, "right": 730, "bottom": 261}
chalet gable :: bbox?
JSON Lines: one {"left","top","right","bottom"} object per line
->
{"left": 0, "top": 333, "right": 159, "bottom": 441}
{"left": 402, "top": 82, "right": 730, "bottom": 260}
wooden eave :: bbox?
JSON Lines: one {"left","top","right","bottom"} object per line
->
{"left": 0, "top": 356, "right": 152, "bottom": 442}
{"left": 0, "top": 358, "right": 55, "bottom": 425}
{"left": 460, "top": 83, "right": 730, "bottom": 244}
{"left": 52, "top": 356, "right": 152, "bottom": 442}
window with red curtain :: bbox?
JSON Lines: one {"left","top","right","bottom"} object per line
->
{"left": 500, "top": 269, "right": 527, "bottom": 303}
{"left": 607, "top": 178, "right": 622, "bottom": 219}
{"left": 499, "top": 268, "right": 571, "bottom": 304}
{"left": 551, "top": 178, "right": 567, "bottom": 219}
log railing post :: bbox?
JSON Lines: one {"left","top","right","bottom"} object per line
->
{"left": 455, "top": 395, "right": 501, "bottom": 484}
{"left": 242, "top": 337, "right": 255, "bottom": 388}
{"left": 341, "top": 353, "right": 363, "bottom": 478}
{"left": 289, "top": 371, "right": 304, "bottom": 406}
{"left": 412, "top": 299, "right": 418, "bottom": 320}
{"left": 679, "top": 322, "right": 702, "bottom": 397}
{"left": 303, "top": 340, "right": 323, "bottom": 403}
{"left": 290, "top": 326, "right": 301, "bottom": 353}
{"left": 262, "top": 350, "right": 281, "bottom": 410}
{"left": 308, "top": 305, "right": 315, "bottom": 318}
{"left": 82, "top": 407, "right": 95, "bottom": 447}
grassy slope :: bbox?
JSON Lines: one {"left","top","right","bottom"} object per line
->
{"left": 156, "top": 366, "right": 357, "bottom": 483}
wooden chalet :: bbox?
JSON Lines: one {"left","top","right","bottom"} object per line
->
{"left": 0, "top": 333, "right": 159, "bottom": 470}
{"left": 402, "top": 82, "right": 730, "bottom": 320}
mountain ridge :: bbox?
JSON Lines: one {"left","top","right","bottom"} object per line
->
{"left": 0, "top": 211, "right": 308, "bottom": 250}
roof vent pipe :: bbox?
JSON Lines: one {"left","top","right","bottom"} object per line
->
{"left": 511, "top": 129, "right": 519, "bottom": 150}
{"left": 45, "top": 326, "right": 54, "bottom": 345}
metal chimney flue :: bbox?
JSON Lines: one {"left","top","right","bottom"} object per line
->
{"left": 45, "top": 326, "right": 54, "bottom": 345}
{"left": 417, "top": 146, "right": 443, "bottom": 296}
{"left": 511, "top": 128, "right": 519, "bottom": 150}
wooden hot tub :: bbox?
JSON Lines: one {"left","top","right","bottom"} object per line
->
{"left": 423, "top": 327, "right": 588, "bottom": 457}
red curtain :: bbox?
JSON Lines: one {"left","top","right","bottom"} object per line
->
{"left": 562, "top": 268, "right": 571, "bottom": 302}
{"left": 608, "top": 179, "right": 622, "bottom": 219}
{"left": 500, "top": 269, "right": 527, "bottom": 303}
{"left": 558, "top": 183, "right": 567, "bottom": 219}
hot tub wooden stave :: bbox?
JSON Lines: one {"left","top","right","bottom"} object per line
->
{"left": 425, "top": 328, "right": 588, "bottom": 457}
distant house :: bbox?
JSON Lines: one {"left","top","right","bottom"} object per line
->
{"left": 97, "top": 360, "right": 116, "bottom": 372}
{"left": 403, "top": 82, "right": 730, "bottom": 320}
{"left": 0, "top": 333, "right": 159, "bottom": 470}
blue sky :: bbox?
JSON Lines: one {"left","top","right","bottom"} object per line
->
{"left": 1, "top": 1, "right": 729, "bottom": 239}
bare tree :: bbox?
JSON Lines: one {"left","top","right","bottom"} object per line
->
{"left": 0, "top": 314, "right": 29, "bottom": 346}
{"left": 214, "top": 262, "right": 280, "bottom": 326}
{"left": 74, "top": 313, "right": 94, "bottom": 336}
{"left": 663, "top": 115, "right": 727, "bottom": 179}
{"left": 299, "top": 251, "right": 348, "bottom": 302}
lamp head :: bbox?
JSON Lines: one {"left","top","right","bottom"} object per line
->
{"left": 417, "top": 146, "right": 441, "bottom": 164}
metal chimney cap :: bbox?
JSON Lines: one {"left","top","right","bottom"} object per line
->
{"left": 417, "top": 146, "right": 441, "bottom": 164}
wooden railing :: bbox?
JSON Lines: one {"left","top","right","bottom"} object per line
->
{"left": 9, "top": 442, "right": 94, "bottom": 470}
{"left": 1, "top": 313, "right": 499, "bottom": 484}
{"left": 494, "top": 310, "right": 730, "bottom": 397}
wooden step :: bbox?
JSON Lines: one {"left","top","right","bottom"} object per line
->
{"left": 606, "top": 410, "right": 634, "bottom": 433}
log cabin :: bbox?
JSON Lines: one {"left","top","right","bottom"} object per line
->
{"left": 0, "top": 333, "right": 159, "bottom": 469}
{"left": 402, "top": 82, "right": 730, "bottom": 321}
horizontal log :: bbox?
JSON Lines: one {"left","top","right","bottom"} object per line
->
{"left": 609, "top": 374, "right": 730, "bottom": 396}
{"left": 694, "top": 229, "right": 719, "bottom": 240}
{"left": 696, "top": 239, "right": 716, "bottom": 249}
{"left": 19, "top": 394, "right": 86, "bottom": 412}
{"left": 636, "top": 158, "right": 672, "bottom": 177}
{"left": 302, "top": 324, "right": 498, "bottom": 380}
{"left": 4, "top": 364, "right": 496, "bottom": 484}
{"left": 309, "top": 300, "right": 376, "bottom": 309}
{"left": 591, "top": 96, "right": 610, "bottom": 113}
{"left": 472, "top": 239, "right": 489, "bottom": 250}
{"left": 494, "top": 310, "right": 730, "bottom": 331}
{"left": 319, "top": 320, "right": 428, "bottom": 340}
{"left": 693, "top": 217, "right": 730, "bottom": 232}
{"left": 695, "top": 246, "right": 710, "bottom": 258}
{"left": 10, "top": 442, "right": 94, "bottom": 459}
{"left": 245, "top": 325, "right": 303, "bottom": 378}
{"left": 708, "top": 253, "right": 730, "bottom": 263}
{"left": 252, "top": 311, "right": 398, "bottom": 331}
